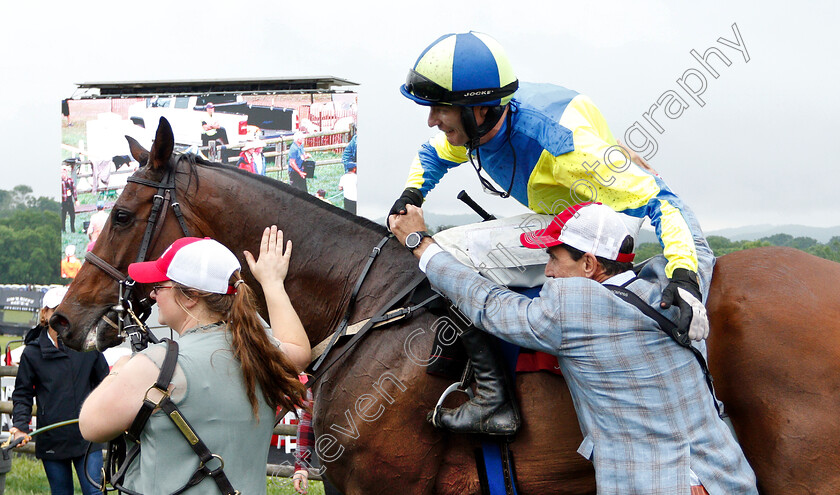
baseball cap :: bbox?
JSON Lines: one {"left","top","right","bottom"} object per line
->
{"left": 520, "top": 202, "right": 635, "bottom": 263}
{"left": 42, "top": 287, "right": 68, "bottom": 309}
{"left": 128, "top": 237, "right": 240, "bottom": 294}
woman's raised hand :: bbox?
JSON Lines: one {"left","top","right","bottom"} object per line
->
{"left": 245, "top": 226, "right": 292, "bottom": 288}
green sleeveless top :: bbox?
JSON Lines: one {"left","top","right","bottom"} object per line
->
{"left": 125, "top": 323, "right": 275, "bottom": 494}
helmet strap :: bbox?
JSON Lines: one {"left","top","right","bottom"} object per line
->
{"left": 461, "top": 105, "right": 507, "bottom": 151}
{"left": 466, "top": 110, "right": 516, "bottom": 199}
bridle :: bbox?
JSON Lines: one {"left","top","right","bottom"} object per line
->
{"left": 84, "top": 154, "right": 192, "bottom": 351}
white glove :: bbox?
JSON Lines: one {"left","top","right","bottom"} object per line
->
{"left": 677, "top": 287, "right": 709, "bottom": 341}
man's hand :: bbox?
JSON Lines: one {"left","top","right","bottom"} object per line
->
{"left": 617, "top": 140, "right": 659, "bottom": 175}
{"left": 387, "top": 188, "right": 423, "bottom": 230}
{"left": 9, "top": 427, "right": 31, "bottom": 448}
{"left": 661, "top": 268, "right": 709, "bottom": 342}
{"left": 388, "top": 205, "right": 427, "bottom": 246}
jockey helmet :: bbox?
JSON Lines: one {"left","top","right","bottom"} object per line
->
{"left": 401, "top": 32, "right": 518, "bottom": 107}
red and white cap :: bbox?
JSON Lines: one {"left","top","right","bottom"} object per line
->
{"left": 520, "top": 202, "right": 635, "bottom": 263}
{"left": 128, "top": 237, "right": 240, "bottom": 294}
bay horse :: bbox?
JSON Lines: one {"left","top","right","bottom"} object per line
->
{"left": 52, "top": 118, "right": 840, "bottom": 494}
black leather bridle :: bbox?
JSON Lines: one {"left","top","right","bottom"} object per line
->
{"left": 84, "top": 155, "right": 192, "bottom": 351}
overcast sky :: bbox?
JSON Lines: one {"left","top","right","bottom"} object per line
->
{"left": 1, "top": 0, "right": 837, "bottom": 231}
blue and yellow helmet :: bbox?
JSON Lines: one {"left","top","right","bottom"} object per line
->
{"left": 401, "top": 32, "right": 518, "bottom": 107}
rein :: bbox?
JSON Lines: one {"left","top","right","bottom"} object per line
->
{"left": 311, "top": 235, "right": 391, "bottom": 371}
{"left": 84, "top": 156, "right": 192, "bottom": 351}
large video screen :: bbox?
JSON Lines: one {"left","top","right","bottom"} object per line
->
{"left": 60, "top": 85, "right": 358, "bottom": 276}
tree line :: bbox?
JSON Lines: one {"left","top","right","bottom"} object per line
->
{"left": 2, "top": 184, "right": 840, "bottom": 285}
{"left": 635, "top": 234, "right": 840, "bottom": 263}
{"left": 0, "top": 185, "right": 63, "bottom": 284}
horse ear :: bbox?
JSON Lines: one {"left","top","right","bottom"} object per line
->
{"left": 147, "top": 117, "right": 175, "bottom": 170}
{"left": 125, "top": 135, "right": 149, "bottom": 165}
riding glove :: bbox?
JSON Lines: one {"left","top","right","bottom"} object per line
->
{"left": 660, "top": 268, "right": 709, "bottom": 342}
{"left": 387, "top": 188, "right": 423, "bottom": 230}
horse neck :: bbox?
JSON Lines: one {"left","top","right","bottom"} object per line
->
{"left": 181, "top": 163, "right": 420, "bottom": 344}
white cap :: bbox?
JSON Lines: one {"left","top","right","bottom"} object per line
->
{"left": 128, "top": 237, "right": 241, "bottom": 294}
{"left": 42, "top": 286, "right": 68, "bottom": 309}
{"left": 64, "top": 244, "right": 76, "bottom": 256}
{"left": 520, "top": 202, "right": 635, "bottom": 263}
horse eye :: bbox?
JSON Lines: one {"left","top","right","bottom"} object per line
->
{"left": 113, "top": 210, "right": 133, "bottom": 226}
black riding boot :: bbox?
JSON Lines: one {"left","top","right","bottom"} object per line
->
{"left": 429, "top": 327, "right": 520, "bottom": 435}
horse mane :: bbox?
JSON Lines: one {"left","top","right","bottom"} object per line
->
{"left": 180, "top": 153, "right": 387, "bottom": 236}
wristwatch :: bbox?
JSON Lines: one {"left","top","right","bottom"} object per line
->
{"left": 404, "top": 231, "right": 431, "bottom": 252}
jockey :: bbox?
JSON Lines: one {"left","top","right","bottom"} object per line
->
{"left": 390, "top": 32, "right": 709, "bottom": 355}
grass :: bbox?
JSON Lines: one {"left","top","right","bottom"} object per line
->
{"left": 266, "top": 154, "right": 348, "bottom": 208}
{"left": 3, "top": 453, "right": 85, "bottom": 494}
{"left": 0, "top": 334, "right": 25, "bottom": 355}
{"left": 4, "top": 453, "right": 326, "bottom": 494}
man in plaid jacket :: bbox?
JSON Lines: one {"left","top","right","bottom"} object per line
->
{"left": 389, "top": 202, "right": 757, "bottom": 494}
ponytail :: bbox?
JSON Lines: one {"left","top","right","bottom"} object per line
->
{"left": 227, "top": 280, "right": 307, "bottom": 417}
{"left": 177, "top": 274, "right": 307, "bottom": 419}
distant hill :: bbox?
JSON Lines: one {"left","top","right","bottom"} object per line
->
{"left": 639, "top": 224, "right": 840, "bottom": 244}
{"left": 706, "top": 224, "right": 840, "bottom": 243}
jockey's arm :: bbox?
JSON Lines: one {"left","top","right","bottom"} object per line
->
{"left": 389, "top": 133, "right": 468, "bottom": 219}
{"left": 403, "top": 133, "right": 469, "bottom": 197}
{"left": 538, "top": 97, "right": 700, "bottom": 278}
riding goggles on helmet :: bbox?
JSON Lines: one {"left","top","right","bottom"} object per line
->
{"left": 404, "top": 69, "right": 519, "bottom": 107}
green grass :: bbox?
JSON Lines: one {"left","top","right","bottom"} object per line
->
{"left": 267, "top": 158, "right": 348, "bottom": 209}
{"left": 0, "top": 334, "right": 25, "bottom": 355}
{"left": 4, "top": 453, "right": 85, "bottom": 494}
{"left": 61, "top": 122, "right": 87, "bottom": 163}
{"left": 4, "top": 454, "right": 326, "bottom": 494}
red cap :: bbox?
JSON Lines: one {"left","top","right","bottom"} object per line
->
{"left": 520, "top": 202, "right": 635, "bottom": 263}
{"left": 128, "top": 237, "right": 240, "bottom": 294}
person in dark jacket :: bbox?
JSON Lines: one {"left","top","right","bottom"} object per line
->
{"left": 10, "top": 286, "right": 109, "bottom": 495}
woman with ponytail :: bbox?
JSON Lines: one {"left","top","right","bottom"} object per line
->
{"left": 79, "top": 226, "right": 310, "bottom": 494}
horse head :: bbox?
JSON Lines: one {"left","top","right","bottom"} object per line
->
{"left": 51, "top": 117, "right": 190, "bottom": 351}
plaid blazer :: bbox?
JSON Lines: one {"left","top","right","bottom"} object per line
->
{"left": 424, "top": 207, "right": 758, "bottom": 495}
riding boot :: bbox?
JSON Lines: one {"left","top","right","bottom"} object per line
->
{"left": 429, "top": 327, "right": 520, "bottom": 435}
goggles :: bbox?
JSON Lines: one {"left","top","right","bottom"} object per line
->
{"left": 404, "top": 69, "right": 518, "bottom": 106}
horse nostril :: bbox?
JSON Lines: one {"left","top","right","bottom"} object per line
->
{"left": 50, "top": 313, "right": 71, "bottom": 338}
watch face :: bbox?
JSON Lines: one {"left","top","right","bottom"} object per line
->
{"left": 406, "top": 232, "right": 421, "bottom": 249}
